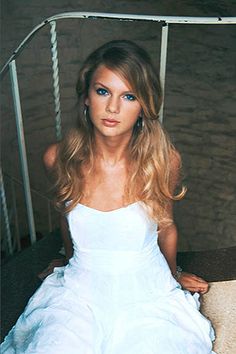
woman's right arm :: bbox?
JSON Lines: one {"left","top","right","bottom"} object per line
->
{"left": 43, "top": 143, "right": 59, "bottom": 176}
{"left": 38, "top": 144, "right": 73, "bottom": 280}
{"left": 60, "top": 215, "right": 73, "bottom": 262}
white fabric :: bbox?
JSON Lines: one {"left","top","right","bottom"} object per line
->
{"left": 1, "top": 202, "right": 215, "bottom": 353}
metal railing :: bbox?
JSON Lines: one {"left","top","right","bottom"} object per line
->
{"left": 1, "top": 12, "right": 236, "bottom": 255}
{"left": 1, "top": 170, "right": 53, "bottom": 256}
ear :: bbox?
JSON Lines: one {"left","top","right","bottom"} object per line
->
{"left": 85, "top": 97, "right": 89, "bottom": 106}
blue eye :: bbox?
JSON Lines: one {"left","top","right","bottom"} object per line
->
{"left": 96, "top": 88, "right": 108, "bottom": 96}
{"left": 124, "top": 94, "right": 136, "bottom": 101}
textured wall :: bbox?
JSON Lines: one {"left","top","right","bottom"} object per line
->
{"left": 1, "top": 1, "right": 236, "bottom": 250}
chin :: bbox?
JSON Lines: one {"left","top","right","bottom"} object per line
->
{"left": 101, "top": 131, "right": 121, "bottom": 138}
{"left": 95, "top": 127, "right": 121, "bottom": 137}
{"left": 94, "top": 125, "right": 133, "bottom": 139}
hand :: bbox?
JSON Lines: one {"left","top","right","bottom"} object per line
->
{"left": 177, "top": 272, "right": 209, "bottom": 294}
{"left": 38, "top": 258, "right": 66, "bottom": 281}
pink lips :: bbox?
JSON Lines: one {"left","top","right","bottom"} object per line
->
{"left": 102, "top": 119, "right": 120, "bottom": 127}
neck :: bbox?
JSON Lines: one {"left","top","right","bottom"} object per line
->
{"left": 93, "top": 132, "right": 132, "bottom": 166}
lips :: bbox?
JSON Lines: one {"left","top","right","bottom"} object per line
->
{"left": 102, "top": 118, "right": 120, "bottom": 127}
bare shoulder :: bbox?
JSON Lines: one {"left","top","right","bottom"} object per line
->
{"left": 43, "top": 143, "right": 59, "bottom": 171}
{"left": 170, "top": 149, "right": 181, "bottom": 172}
{"left": 169, "top": 149, "right": 182, "bottom": 191}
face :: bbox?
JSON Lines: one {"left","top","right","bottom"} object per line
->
{"left": 85, "top": 65, "right": 142, "bottom": 139}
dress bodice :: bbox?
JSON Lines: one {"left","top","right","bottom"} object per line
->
{"left": 66, "top": 202, "right": 159, "bottom": 275}
{"left": 67, "top": 202, "right": 158, "bottom": 253}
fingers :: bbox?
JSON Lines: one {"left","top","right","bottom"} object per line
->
{"left": 38, "top": 266, "right": 54, "bottom": 280}
{"left": 49, "top": 259, "right": 65, "bottom": 267}
{"left": 37, "top": 258, "right": 65, "bottom": 281}
{"left": 190, "top": 275, "right": 208, "bottom": 284}
{"left": 188, "top": 286, "right": 208, "bottom": 294}
{"left": 181, "top": 283, "right": 209, "bottom": 294}
{"left": 178, "top": 272, "right": 209, "bottom": 294}
{"left": 38, "top": 269, "right": 51, "bottom": 281}
{"left": 182, "top": 272, "right": 208, "bottom": 284}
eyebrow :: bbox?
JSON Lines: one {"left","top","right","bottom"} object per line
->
{"left": 93, "top": 82, "right": 109, "bottom": 89}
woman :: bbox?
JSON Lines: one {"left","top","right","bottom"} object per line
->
{"left": 1, "top": 40, "right": 215, "bottom": 353}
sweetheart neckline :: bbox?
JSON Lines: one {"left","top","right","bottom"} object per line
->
{"left": 76, "top": 201, "right": 140, "bottom": 214}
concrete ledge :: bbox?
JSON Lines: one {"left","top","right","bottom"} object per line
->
{"left": 177, "top": 247, "right": 236, "bottom": 282}
{"left": 201, "top": 280, "right": 236, "bottom": 354}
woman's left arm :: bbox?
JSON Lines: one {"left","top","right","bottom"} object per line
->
{"left": 158, "top": 224, "right": 178, "bottom": 276}
{"left": 158, "top": 150, "right": 209, "bottom": 295}
{"left": 158, "top": 223, "right": 209, "bottom": 294}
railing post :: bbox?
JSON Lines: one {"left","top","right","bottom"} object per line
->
{"left": 9, "top": 60, "right": 37, "bottom": 244}
{"left": 159, "top": 22, "right": 169, "bottom": 124}
{"left": 0, "top": 168, "right": 13, "bottom": 254}
{"left": 10, "top": 178, "right": 21, "bottom": 251}
{"left": 50, "top": 21, "right": 62, "bottom": 141}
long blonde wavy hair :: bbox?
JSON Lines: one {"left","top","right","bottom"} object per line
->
{"left": 54, "top": 40, "right": 186, "bottom": 225}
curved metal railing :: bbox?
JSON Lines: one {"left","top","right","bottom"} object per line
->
{"left": 1, "top": 170, "right": 53, "bottom": 256}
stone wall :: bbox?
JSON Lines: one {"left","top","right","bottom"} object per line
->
{"left": 1, "top": 0, "right": 236, "bottom": 250}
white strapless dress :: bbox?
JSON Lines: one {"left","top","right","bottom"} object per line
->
{"left": 1, "top": 202, "right": 215, "bottom": 353}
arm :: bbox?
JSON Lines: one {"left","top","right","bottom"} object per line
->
{"left": 38, "top": 215, "right": 73, "bottom": 281}
{"left": 158, "top": 150, "right": 179, "bottom": 276}
{"left": 158, "top": 151, "right": 209, "bottom": 294}
{"left": 158, "top": 224, "right": 178, "bottom": 276}
{"left": 43, "top": 143, "right": 74, "bottom": 259}
{"left": 60, "top": 215, "right": 73, "bottom": 262}
{"left": 43, "top": 143, "right": 59, "bottom": 177}
{"left": 38, "top": 144, "right": 73, "bottom": 280}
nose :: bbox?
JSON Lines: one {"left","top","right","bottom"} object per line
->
{"left": 106, "top": 95, "right": 120, "bottom": 114}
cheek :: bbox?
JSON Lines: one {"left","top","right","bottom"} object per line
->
{"left": 129, "top": 104, "right": 142, "bottom": 118}
{"left": 130, "top": 100, "right": 142, "bottom": 115}
{"left": 85, "top": 89, "right": 98, "bottom": 106}
{"left": 87, "top": 98, "right": 104, "bottom": 123}
{"left": 88, "top": 94, "right": 105, "bottom": 110}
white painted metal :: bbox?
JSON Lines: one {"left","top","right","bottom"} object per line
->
{"left": 159, "top": 23, "right": 169, "bottom": 124}
{"left": 9, "top": 60, "right": 37, "bottom": 245}
{"left": 50, "top": 21, "right": 62, "bottom": 141}
{"left": 47, "top": 12, "right": 236, "bottom": 24}
{"left": 0, "top": 168, "right": 13, "bottom": 255}
{"left": 10, "top": 178, "right": 21, "bottom": 251}
{"left": 1, "top": 12, "right": 235, "bottom": 77}
{"left": 4, "top": 171, "right": 53, "bottom": 235}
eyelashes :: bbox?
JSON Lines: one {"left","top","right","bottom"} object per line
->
{"left": 96, "top": 88, "right": 109, "bottom": 96}
{"left": 95, "top": 88, "right": 137, "bottom": 101}
{"left": 124, "top": 94, "right": 136, "bottom": 101}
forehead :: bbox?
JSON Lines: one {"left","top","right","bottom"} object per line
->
{"left": 90, "top": 65, "right": 133, "bottom": 91}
